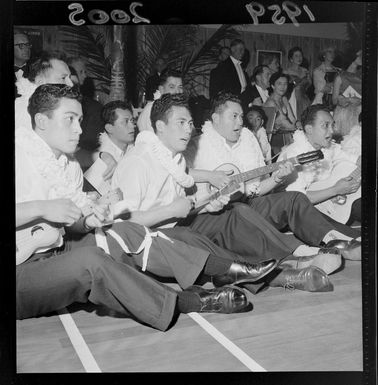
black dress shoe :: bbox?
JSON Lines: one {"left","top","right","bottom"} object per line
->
{"left": 323, "top": 239, "right": 361, "bottom": 261}
{"left": 269, "top": 266, "right": 334, "bottom": 292}
{"left": 212, "top": 259, "right": 278, "bottom": 287}
{"left": 185, "top": 285, "right": 251, "bottom": 314}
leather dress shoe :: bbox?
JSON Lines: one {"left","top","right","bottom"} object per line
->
{"left": 269, "top": 266, "right": 333, "bottom": 292}
{"left": 323, "top": 239, "right": 361, "bottom": 261}
{"left": 185, "top": 285, "right": 251, "bottom": 314}
{"left": 280, "top": 252, "right": 342, "bottom": 275}
{"left": 212, "top": 259, "right": 278, "bottom": 287}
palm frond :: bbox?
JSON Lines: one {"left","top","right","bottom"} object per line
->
{"left": 59, "top": 25, "right": 112, "bottom": 94}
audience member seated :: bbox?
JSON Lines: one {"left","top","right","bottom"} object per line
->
{"left": 332, "top": 50, "right": 362, "bottom": 138}
{"left": 278, "top": 105, "right": 361, "bottom": 227}
{"left": 16, "top": 83, "right": 258, "bottom": 326}
{"left": 14, "top": 29, "right": 32, "bottom": 98}
{"left": 98, "top": 100, "right": 136, "bottom": 162}
{"left": 245, "top": 105, "right": 272, "bottom": 164}
{"left": 145, "top": 57, "right": 167, "bottom": 102}
{"left": 312, "top": 47, "right": 341, "bottom": 108}
{"left": 284, "top": 47, "right": 311, "bottom": 120}
{"left": 241, "top": 64, "right": 271, "bottom": 111}
{"left": 137, "top": 69, "right": 184, "bottom": 132}
{"left": 261, "top": 53, "right": 281, "bottom": 75}
{"left": 264, "top": 72, "right": 299, "bottom": 154}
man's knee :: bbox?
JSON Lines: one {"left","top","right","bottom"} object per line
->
{"left": 231, "top": 202, "right": 252, "bottom": 216}
{"left": 74, "top": 246, "right": 110, "bottom": 269}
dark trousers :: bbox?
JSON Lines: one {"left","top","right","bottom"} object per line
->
{"left": 248, "top": 191, "right": 360, "bottom": 244}
{"left": 16, "top": 221, "right": 210, "bottom": 330}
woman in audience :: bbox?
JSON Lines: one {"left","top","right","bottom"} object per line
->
{"left": 312, "top": 47, "right": 341, "bottom": 108}
{"left": 264, "top": 72, "right": 299, "bottom": 154}
{"left": 284, "top": 47, "right": 311, "bottom": 120}
{"left": 332, "top": 50, "right": 362, "bottom": 138}
{"left": 262, "top": 53, "right": 280, "bottom": 74}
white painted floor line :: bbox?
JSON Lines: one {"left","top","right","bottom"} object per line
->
{"left": 188, "top": 312, "right": 267, "bottom": 372}
{"left": 57, "top": 308, "right": 102, "bottom": 373}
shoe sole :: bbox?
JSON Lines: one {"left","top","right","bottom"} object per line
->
{"left": 282, "top": 253, "right": 342, "bottom": 275}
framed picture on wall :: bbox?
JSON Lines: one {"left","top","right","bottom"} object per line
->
{"left": 256, "top": 49, "right": 282, "bottom": 68}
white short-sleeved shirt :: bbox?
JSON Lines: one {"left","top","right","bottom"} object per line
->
{"left": 184, "top": 121, "right": 266, "bottom": 195}
{"left": 278, "top": 130, "right": 358, "bottom": 194}
{"left": 111, "top": 141, "right": 187, "bottom": 227}
{"left": 97, "top": 132, "right": 134, "bottom": 163}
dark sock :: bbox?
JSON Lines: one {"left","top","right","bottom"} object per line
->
{"left": 176, "top": 290, "right": 201, "bottom": 313}
{"left": 203, "top": 254, "right": 233, "bottom": 276}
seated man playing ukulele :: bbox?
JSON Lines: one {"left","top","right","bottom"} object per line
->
{"left": 278, "top": 104, "right": 361, "bottom": 229}
{"left": 17, "top": 84, "right": 283, "bottom": 326}
{"left": 111, "top": 93, "right": 349, "bottom": 293}
{"left": 184, "top": 92, "right": 361, "bottom": 267}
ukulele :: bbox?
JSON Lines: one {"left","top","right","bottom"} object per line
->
{"left": 195, "top": 150, "right": 324, "bottom": 201}
{"left": 308, "top": 156, "right": 361, "bottom": 224}
{"left": 16, "top": 189, "right": 124, "bottom": 265}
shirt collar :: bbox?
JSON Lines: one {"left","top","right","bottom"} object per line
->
{"left": 230, "top": 55, "right": 242, "bottom": 66}
{"left": 256, "top": 84, "right": 268, "bottom": 94}
{"left": 99, "top": 132, "right": 125, "bottom": 158}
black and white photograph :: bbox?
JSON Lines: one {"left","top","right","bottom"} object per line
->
{"left": 1, "top": 0, "right": 377, "bottom": 383}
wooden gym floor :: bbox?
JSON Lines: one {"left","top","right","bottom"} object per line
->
{"left": 16, "top": 259, "right": 362, "bottom": 372}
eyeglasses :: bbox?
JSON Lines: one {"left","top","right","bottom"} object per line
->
{"left": 14, "top": 43, "right": 32, "bottom": 49}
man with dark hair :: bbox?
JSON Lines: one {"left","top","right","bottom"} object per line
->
{"left": 98, "top": 100, "right": 136, "bottom": 162}
{"left": 185, "top": 93, "right": 361, "bottom": 273}
{"left": 111, "top": 93, "right": 342, "bottom": 293}
{"left": 241, "top": 65, "right": 271, "bottom": 111}
{"left": 278, "top": 104, "right": 361, "bottom": 228}
{"left": 211, "top": 39, "right": 249, "bottom": 98}
{"left": 16, "top": 83, "right": 261, "bottom": 325}
{"left": 137, "top": 69, "right": 184, "bottom": 132}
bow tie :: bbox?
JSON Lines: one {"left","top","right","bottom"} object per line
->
{"left": 14, "top": 65, "right": 26, "bottom": 72}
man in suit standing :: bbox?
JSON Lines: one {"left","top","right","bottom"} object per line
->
{"left": 241, "top": 65, "right": 271, "bottom": 111}
{"left": 145, "top": 57, "right": 167, "bottom": 102}
{"left": 209, "top": 46, "right": 231, "bottom": 100}
{"left": 211, "top": 39, "right": 249, "bottom": 99}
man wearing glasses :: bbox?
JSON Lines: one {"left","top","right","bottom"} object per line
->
{"left": 277, "top": 104, "right": 361, "bottom": 228}
{"left": 14, "top": 30, "right": 32, "bottom": 96}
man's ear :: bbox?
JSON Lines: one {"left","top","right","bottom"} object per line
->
{"left": 34, "top": 112, "right": 49, "bottom": 130}
{"left": 303, "top": 124, "right": 312, "bottom": 134}
{"left": 155, "top": 119, "right": 165, "bottom": 135}
{"left": 212, "top": 112, "right": 219, "bottom": 126}
{"left": 34, "top": 75, "right": 45, "bottom": 86}
{"left": 104, "top": 123, "right": 113, "bottom": 135}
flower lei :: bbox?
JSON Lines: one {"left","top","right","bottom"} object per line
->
{"left": 135, "top": 131, "right": 194, "bottom": 188}
{"left": 16, "top": 127, "right": 91, "bottom": 210}
{"left": 201, "top": 120, "right": 261, "bottom": 195}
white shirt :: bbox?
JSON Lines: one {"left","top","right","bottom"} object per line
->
{"left": 16, "top": 128, "right": 84, "bottom": 256}
{"left": 230, "top": 56, "right": 247, "bottom": 93}
{"left": 340, "top": 124, "right": 361, "bottom": 157}
{"left": 255, "top": 84, "right": 269, "bottom": 103}
{"left": 277, "top": 130, "right": 358, "bottom": 194}
{"left": 136, "top": 101, "right": 154, "bottom": 132}
{"left": 97, "top": 132, "right": 133, "bottom": 163}
{"left": 184, "top": 121, "right": 266, "bottom": 195}
{"left": 254, "top": 127, "right": 272, "bottom": 163}
{"left": 111, "top": 133, "right": 190, "bottom": 228}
